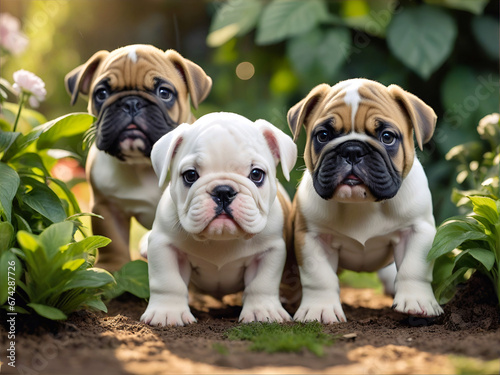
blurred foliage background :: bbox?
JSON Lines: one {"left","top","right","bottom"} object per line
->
{"left": 1, "top": 0, "right": 499, "bottom": 223}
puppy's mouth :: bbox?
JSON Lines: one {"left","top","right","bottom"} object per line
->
{"left": 341, "top": 174, "right": 363, "bottom": 186}
{"left": 119, "top": 124, "right": 147, "bottom": 141}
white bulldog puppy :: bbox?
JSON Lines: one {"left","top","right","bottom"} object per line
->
{"left": 141, "top": 112, "right": 297, "bottom": 326}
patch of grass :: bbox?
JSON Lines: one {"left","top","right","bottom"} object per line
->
{"left": 226, "top": 322, "right": 337, "bottom": 357}
{"left": 212, "top": 342, "right": 229, "bottom": 355}
{"left": 450, "top": 356, "right": 500, "bottom": 375}
{"left": 339, "top": 270, "right": 383, "bottom": 293}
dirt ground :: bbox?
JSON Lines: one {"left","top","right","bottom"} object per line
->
{"left": 2, "top": 273, "right": 499, "bottom": 375}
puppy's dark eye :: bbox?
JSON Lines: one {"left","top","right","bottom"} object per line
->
{"left": 249, "top": 168, "right": 265, "bottom": 186}
{"left": 316, "top": 130, "right": 331, "bottom": 143}
{"left": 380, "top": 131, "right": 396, "bottom": 146}
{"left": 95, "top": 88, "right": 109, "bottom": 102}
{"left": 182, "top": 170, "right": 199, "bottom": 187}
{"left": 157, "top": 86, "right": 174, "bottom": 102}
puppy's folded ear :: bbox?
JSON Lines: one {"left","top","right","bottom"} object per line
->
{"left": 388, "top": 85, "right": 437, "bottom": 151}
{"left": 287, "top": 83, "right": 330, "bottom": 142}
{"left": 165, "top": 50, "right": 212, "bottom": 110}
{"left": 151, "top": 123, "right": 190, "bottom": 187}
{"left": 254, "top": 120, "right": 297, "bottom": 181}
{"left": 65, "top": 50, "right": 110, "bottom": 106}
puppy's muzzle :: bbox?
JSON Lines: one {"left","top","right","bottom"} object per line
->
{"left": 211, "top": 185, "right": 237, "bottom": 218}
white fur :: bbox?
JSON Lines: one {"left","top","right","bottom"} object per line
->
{"left": 294, "top": 157, "right": 443, "bottom": 323}
{"left": 141, "top": 112, "right": 297, "bottom": 326}
{"left": 127, "top": 46, "right": 138, "bottom": 63}
{"left": 336, "top": 78, "right": 364, "bottom": 131}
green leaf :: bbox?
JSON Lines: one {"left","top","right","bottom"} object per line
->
{"left": 66, "top": 235, "right": 111, "bottom": 257}
{"left": 256, "top": 0, "right": 329, "bottom": 45}
{"left": 49, "top": 178, "right": 81, "bottom": 216}
{"left": 10, "top": 152, "right": 51, "bottom": 177}
{"left": 0, "top": 222, "right": 14, "bottom": 252}
{"left": 36, "top": 113, "right": 95, "bottom": 150}
{"left": 456, "top": 248, "right": 496, "bottom": 271}
{"left": 428, "top": 218, "right": 489, "bottom": 260}
{"left": 1, "top": 128, "right": 44, "bottom": 162}
{"left": 472, "top": 15, "right": 499, "bottom": 60}
{"left": 0, "top": 162, "right": 20, "bottom": 222}
{"left": 469, "top": 196, "right": 499, "bottom": 226}
{"left": 27, "top": 303, "right": 67, "bottom": 320}
{"left": 288, "top": 27, "right": 351, "bottom": 79}
{"left": 85, "top": 298, "right": 108, "bottom": 313}
{"left": 62, "top": 259, "right": 86, "bottom": 271}
{"left": 0, "top": 250, "right": 23, "bottom": 305}
{"left": 113, "top": 260, "right": 150, "bottom": 299}
{"left": 17, "top": 231, "right": 41, "bottom": 252}
{"left": 207, "top": 0, "right": 263, "bottom": 47}
{"left": 434, "top": 267, "right": 469, "bottom": 304}
{"left": 424, "top": 0, "right": 488, "bottom": 15}
{"left": 20, "top": 177, "right": 67, "bottom": 223}
{"left": 0, "top": 132, "right": 20, "bottom": 155}
{"left": 387, "top": 5, "right": 457, "bottom": 79}
{"left": 62, "top": 268, "right": 115, "bottom": 292}
{"left": 39, "top": 221, "right": 74, "bottom": 258}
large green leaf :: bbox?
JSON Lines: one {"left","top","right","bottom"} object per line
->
{"left": 387, "top": 5, "right": 457, "bottom": 79}
{"left": 36, "top": 113, "right": 95, "bottom": 150}
{"left": 428, "top": 218, "right": 489, "bottom": 260}
{"left": 288, "top": 27, "right": 351, "bottom": 79}
{"left": 62, "top": 268, "right": 115, "bottom": 292}
{"left": 256, "top": 0, "right": 328, "bottom": 45}
{"left": 20, "top": 177, "right": 67, "bottom": 223}
{"left": 27, "top": 303, "right": 67, "bottom": 320}
{"left": 469, "top": 196, "right": 499, "bottom": 227}
{"left": 39, "top": 221, "right": 74, "bottom": 259}
{"left": 0, "top": 162, "right": 20, "bottom": 222}
{"left": 207, "top": 0, "right": 263, "bottom": 47}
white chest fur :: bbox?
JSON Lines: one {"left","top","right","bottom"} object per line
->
{"left": 87, "top": 145, "right": 162, "bottom": 227}
{"left": 298, "top": 157, "right": 434, "bottom": 272}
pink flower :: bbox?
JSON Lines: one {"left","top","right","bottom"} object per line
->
{"left": 13, "top": 70, "right": 47, "bottom": 108}
{"left": 0, "top": 13, "right": 28, "bottom": 55}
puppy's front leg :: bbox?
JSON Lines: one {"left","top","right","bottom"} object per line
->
{"left": 141, "top": 234, "right": 196, "bottom": 326}
{"left": 392, "top": 221, "right": 443, "bottom": 317}
{"left": 239, "top": 240, "right": 291, "bottom": 323}
{"left": 293, "top": 232, "right": 346, "bottom": 323}
{"left": 91, "top": 200, "right": 131, "bottom": 272}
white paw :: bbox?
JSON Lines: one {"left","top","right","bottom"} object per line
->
{"left": 293, "top": 301, "right": 346, "bottom": 324}
{"left": 141, "top": 304, "right": 196, "bottom": 327}
{"left": 239, "top": 300, "right": 291, "bottom": 323}
{"left": 393, "top": 285, "right": 443, "bottom": 317}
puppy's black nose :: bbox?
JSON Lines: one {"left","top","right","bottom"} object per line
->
{"left": 339, "top": 142, "right": 367, "bottom": 165}
{"left": 122, "top": 98, "right": 142, "bottom": 116}
{"left": 211, "top": 185, "right": 237, "bottom": 207}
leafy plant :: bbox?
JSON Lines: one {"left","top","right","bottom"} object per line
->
{"left": 1, "top": 221, "right": 114, "bottom": 319}
{"left": 1, "top": 71, "right": 114, "bottom": 319}
{"left": 428, "top": 114, "right": 500, "bottom": 305}
{"left": 226, "top": 322, "right": 337, "bottom": 357}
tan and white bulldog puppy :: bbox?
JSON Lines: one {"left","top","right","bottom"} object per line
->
{"left": 287, "top": 78, "right": 443, "bottom": 323}
{"left": 140, "top": 112, "right": 297, "bottom": 326}
{"left": 65, "top": 44, "right": 212, "bottom": 271}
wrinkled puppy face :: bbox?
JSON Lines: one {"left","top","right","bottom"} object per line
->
{"left": 152, "top": 113, "right": 297, "bottom": 241}
{"left": 65, "top": 45, "right": 212, "bottom": 163}
{"left": 287, "top": 79, "right": 437, "bottom": 203}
